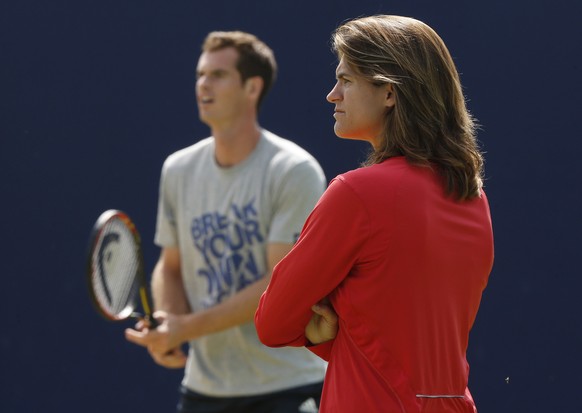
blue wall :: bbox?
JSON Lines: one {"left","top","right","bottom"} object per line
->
{"left": 2, "top": 0, "right": 581, "bottom": 411}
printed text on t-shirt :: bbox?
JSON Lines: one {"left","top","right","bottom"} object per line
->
{"left": 191, "top": 199, "right": 264, "bottom": 307}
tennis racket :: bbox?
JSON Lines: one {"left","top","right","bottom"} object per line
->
{"left": 86, "top": 209, "right": 157, "bottom": 327}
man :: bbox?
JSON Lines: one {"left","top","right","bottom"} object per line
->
{"left": 126, "top": 31, "right": 327, "bottom": 413}
{"left": 256, "top": 15, "right": 494, "bottom": 412}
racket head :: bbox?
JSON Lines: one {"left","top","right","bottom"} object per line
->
{"left": 86, "top": 209, "right": 149, "bottom": 322}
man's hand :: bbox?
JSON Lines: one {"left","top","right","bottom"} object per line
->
{"left": 305, "top": 299, "right": 338, "bottom": 345}
{"left": 148, "top": 347, "right": 187, "bottom": 369}
{"left": 125, "top": 311, "right": 188, "bottom": 368}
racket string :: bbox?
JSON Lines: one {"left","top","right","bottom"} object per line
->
{"left": 91, "top": 218, "right": 141, "bottom": 317}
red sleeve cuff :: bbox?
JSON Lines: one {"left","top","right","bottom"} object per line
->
{"left": 306, "top": 339, "right": 334, "bottom": 361}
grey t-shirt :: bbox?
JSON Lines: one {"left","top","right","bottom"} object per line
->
{"left": 155, "top": 129, "right": 327, "bottom": 396}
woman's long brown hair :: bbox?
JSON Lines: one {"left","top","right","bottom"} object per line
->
{"left": 332, "top": 15, "right": 484, "bottom": 200}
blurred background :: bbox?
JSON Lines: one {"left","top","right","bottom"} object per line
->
{"left": 1, "top": 0, "right": 580, "bottom": 411}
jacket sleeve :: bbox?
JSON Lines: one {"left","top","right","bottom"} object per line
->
{"left": 306, "top": 340, "right": 335, "bottom": 361}
{"left": 255, "top": 177, "right": 369, "bottom": 351}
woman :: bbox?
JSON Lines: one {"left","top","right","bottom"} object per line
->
{"left": 255, "top": 15, "right": 494, "bottom": 413}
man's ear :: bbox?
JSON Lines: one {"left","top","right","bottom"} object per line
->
{"left": 245, "top": 76, "right": 264, "bottom": 101}
{"left": 385, "top": 83, "right": 396, "bottom": 108}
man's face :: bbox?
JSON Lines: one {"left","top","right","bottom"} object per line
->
{"left": 326, "top": 58, "right": 394, "bottom": 148}
{"left": 196, "top": 47, "right": 250, "bottom": 128}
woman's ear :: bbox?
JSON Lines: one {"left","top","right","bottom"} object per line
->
{"left": 385, "top": 84, "right": 396, "bottom": 108}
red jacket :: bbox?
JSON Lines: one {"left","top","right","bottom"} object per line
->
{"left": 256, "top": 157, "right": 494, "bottom": 412}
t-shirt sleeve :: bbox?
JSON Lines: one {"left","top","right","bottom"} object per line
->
{"left": 154, "top": 159, "right": 178, "bottom": 247}
{"left": 255, "top": 176, "right": 369, "bottom": 350}
{"left": 268, "top": 158, "right": 326, "bottom": 245}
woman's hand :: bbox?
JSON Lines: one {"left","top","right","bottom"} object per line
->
{"left": 305, "top": 298, "right": 338, "bottom": 345}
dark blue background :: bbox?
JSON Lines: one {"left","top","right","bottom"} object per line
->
{"left": 2, "top": 1, "right": 580, "bottom": 412}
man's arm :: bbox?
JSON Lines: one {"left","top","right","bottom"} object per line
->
{"left": 125, "top": 246, "right": 188, "bottom": 368}
{"left": 151, "top": 246, "right": 190, "bottom": 315}
{"left": 125, "top": 243, "right": 292, "bottom": 355}
{"left": 171, "top": 242, "right": 292, "bottom": 342}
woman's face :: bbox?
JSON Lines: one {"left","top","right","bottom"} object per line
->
{"left": 326, "top": 58, "right": 395, "bottom": 148}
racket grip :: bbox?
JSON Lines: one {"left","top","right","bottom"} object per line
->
{"left": 146, "top": 314, "right": 159, "bottom": 329}
{"left": 130, "top": 312, "right": 159, "bottom": 329}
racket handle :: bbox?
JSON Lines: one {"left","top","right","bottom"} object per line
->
{"left": 146, "top": 314, "right": 159, "bottom": 329}
{"left": 130, "top": 312, "right": 159, "bottom": 329}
